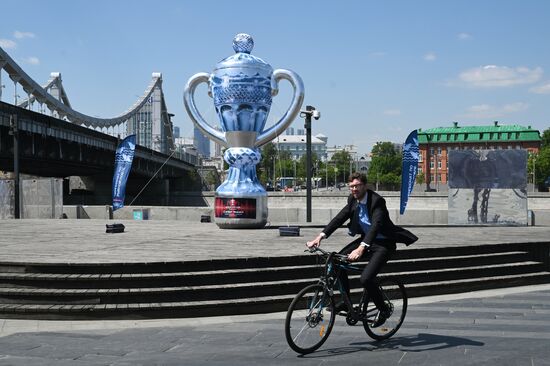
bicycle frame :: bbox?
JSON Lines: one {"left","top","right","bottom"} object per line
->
{"left": 314, "top": 248, "right": 379, "bottom": 324}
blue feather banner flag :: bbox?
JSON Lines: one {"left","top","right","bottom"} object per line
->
{"left": 400, "top": 130, "right": 419, "bottom": 215}
{"left": 112, "top": 135, "right": 136, "bottom": 211}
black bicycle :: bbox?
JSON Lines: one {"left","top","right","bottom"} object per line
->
{"left": 284, "top": 246, "right": 408, "bottom": 354}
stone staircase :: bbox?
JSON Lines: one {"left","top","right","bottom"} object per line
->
{"left": 0, "top": 242, "right": 548, "bottom": 320}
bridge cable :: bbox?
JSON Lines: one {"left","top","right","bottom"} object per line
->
{"left": 127, "top": 148, "right": 178, "bottom": 208}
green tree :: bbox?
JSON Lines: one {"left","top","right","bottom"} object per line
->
{"left": 368, "top": 142, "right": 402, "bottom": 190}
{"left": 529, "top": 128, "right": 550, "bottom": 190}
{"left": 297, "top": 152, "right": 320, "bottom": 183}
{"left": 204, "top": 170, "right": 219, "bottom": 189}
{"left": 536, "top": 147, "right": 550, "bottom": 187}
{"left": 330, "top": 150, "right": 352, "bottom": 183}
{"left": 258, "top": 143, "right": 277, "bottom": 184}
{"left": 541, "top": 128, "right": 550, "bottom": 147}
{"left": 416, "top": 171, "right": 426, "bottom": 185}
{"left": 535, "top": 128, "right": 550, "bottom": 189}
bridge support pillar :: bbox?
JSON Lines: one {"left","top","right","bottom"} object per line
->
{"left": 9, "top": 114, "right": 20, "bottom": 219}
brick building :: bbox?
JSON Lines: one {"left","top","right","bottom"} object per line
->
{"left": 418, "top": 121, "right": 541, "bottom": 188}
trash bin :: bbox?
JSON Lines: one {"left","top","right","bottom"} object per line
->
{"left": 279, "top": 226, "right": 300, "bottom": 236}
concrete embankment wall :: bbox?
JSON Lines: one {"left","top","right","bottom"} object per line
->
{"left": 63, "top": 191, "right": 550, "bottom": 226}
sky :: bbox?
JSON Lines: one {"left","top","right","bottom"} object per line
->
{"left": 1, "top": 0, "right": 550, "bottom": 155}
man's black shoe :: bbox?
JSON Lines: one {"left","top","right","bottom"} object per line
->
{"left": 328, "top": 301, "right": 347, "bottom": 313}
{"left": 371, "top": 308, "right": 391, "bottom": 327}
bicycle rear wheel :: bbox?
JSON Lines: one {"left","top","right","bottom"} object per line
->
{"left": 363, "top": 278, "right": 407, "bottom": 341}
{"left": 285, "top": 283, "right": 336, "bottom": 354}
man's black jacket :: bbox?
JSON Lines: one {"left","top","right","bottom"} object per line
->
{"left": 322, "top": 189, "right": 418, "bottom": 246}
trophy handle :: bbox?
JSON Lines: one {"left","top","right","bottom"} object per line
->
{"left": 255, "top": 69, "right": 304, "bottom": 147}
{"left": 183, "top": 72, "right": 228, "bottom": 147}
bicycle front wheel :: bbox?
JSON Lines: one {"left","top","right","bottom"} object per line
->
{"left": 285, "top": 283, "right": 336, "bottom": 354}
{"left": 363, "top": 278, "right": 407, "bottom": 341}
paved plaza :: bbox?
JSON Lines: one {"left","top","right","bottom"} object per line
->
{"left": 0, "top": 219, "right": 549, "bottom": 263}
{"left": 0, "top": 219, "right": 549, "bottom": 364}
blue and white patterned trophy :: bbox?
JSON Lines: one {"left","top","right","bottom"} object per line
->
{"left": 184, "top": 34, "right": 304, "bottom": 228}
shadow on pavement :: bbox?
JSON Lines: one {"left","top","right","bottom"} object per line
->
{"left": 299, "top": 333, "right": 484, "bottom": 358}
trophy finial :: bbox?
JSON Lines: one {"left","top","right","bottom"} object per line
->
{"left": 233, "top": 33, "right": 254, "bottom": 54}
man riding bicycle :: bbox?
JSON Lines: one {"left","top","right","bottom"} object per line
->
{"left": 307, "top": 172, "right": 417, "bottom": 327}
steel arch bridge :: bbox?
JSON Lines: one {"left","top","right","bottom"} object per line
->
{"left": 0, "top": 46, "right": 175, "bottom": 154}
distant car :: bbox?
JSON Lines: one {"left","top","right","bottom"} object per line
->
{"left": 337, "top": 182, "right": 346, "bottom": 189}
{"left": 544, "top": 176, "right": 550, "bottom": 188}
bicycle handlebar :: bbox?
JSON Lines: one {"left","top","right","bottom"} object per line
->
{"left": 305, "top": 246, "right": 349, "bottom": 263}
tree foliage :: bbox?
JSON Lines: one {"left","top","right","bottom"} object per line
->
{"left": 257, "top": 144, "right": 324, "bottom": 187}
{"left": 258, "top": 143, "right": 277, "bottom": 184}
{"left": 367, "top": 142, "right": 402, "bottom": 188}
{"left": 541, "top": 128, "right": 550, "bottom": 148}
{"left": 416, "top": 171, "right": 426, "bottom": 185}
{"left": 529, "top": 128, "right": 550, "bottom": 189}
{"left": 330, "top": 150, "right": 353, "bottom": 183}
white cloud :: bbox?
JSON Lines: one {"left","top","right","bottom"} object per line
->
{"left": 23, "top": 56, "right": 40, "bottom": 65}
{"left": 383, "top": 109, "right": 401, "bottom": 116}
{"left": 530, "top": 81, "right": 550, "bottom": 94}
{"left": 457, "top": 32, "right": 471, "bottom": 40}
{"left": 456, "top": 65, "right": 543, "bottom": 87}
{"left": 463, "top": 102, "right": 529, "bottom": 119}
{"left": 0, "top": 39, "right": 16, "bottom": 49}
{"left": 14, "top": 31, "right": 35, "bottom": 39}
{"left": 424, "top": 52, "right": 436, "bottom": 61}
{"left": 502, "top": 102, "right": 529, "bottom": 113}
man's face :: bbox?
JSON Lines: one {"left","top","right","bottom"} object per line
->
{"left": 349, "top": 178, "right": 367, "bottom": 200}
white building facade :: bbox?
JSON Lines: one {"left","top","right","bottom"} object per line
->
{"left": 273, "top": 132, "right": 328, "bottom": 161}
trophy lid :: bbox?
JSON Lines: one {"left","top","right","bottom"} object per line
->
{"left": 215, "top": 33, "right": 273, "bottom": 73}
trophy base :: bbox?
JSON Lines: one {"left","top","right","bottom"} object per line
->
{"left": 214, "top": 194, "right": 267, "bottom": 229}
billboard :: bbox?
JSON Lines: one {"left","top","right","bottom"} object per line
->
{"left": 447, "top": 149, "right": 528, "bottom": 226}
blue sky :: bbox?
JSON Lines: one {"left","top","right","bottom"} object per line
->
{"left": 1, "top": 0, "right": 549, "bottom": 155}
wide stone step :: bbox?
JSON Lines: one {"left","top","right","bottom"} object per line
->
{"left": 0, "top": 261, "right": 543, "bottom": 305}
{"left": 0, "top": 251, "right": 533, "bottom": 289}
{"left": 0, "top": 242, "right": 540, "bottom": 274}
{"left": 1, "top": 271, "right": 549, "bottom": 320}
{"left": 0, "top": 242, "right": 547, "bottom": 319}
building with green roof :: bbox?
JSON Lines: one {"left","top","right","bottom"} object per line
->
{"left": 418, "top": 121, "right": 541, "bottom": 188}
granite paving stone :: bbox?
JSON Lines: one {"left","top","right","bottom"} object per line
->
{"left": 1, "top": 288, "right": 550, "bottom": 365}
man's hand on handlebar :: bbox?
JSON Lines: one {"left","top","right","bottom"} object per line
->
{"left": 306, "top": 233, "right": 324, "bottom": 249}
{"left": 347, "top": 245, "right": 365, "bottom": 262}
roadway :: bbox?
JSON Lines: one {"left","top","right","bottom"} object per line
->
{"left": 1, "top": 285, "right": 549, "bottom": 365}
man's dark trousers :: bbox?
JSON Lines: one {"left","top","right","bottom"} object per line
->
{"left": 338, "top": 238, "right": 396, "bottom": 311}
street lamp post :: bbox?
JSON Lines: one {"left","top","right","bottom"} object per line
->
{"left": 534, "top": 156, "right": 537, "bottom": 192}
{"left": 425, "top": 135, "right": 433, "bottom": 191}
{"left": 293, "top": 159, "right": 297, "bottom": 188}
{"left": 300, "top": 105, "right": 320, "bottom": 222}
{"left": 434, "top": 151, "right": 439, "bottom": 192}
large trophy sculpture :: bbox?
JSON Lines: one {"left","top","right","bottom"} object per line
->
{"left": 184, "top": 34, "right": 304, "bottom": 228}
